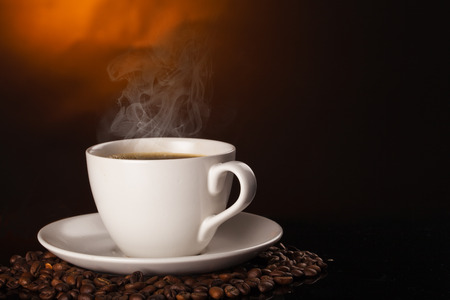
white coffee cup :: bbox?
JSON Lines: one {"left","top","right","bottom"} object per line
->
{"left": 86, "top": 138, "right": 256, "bottom": 258}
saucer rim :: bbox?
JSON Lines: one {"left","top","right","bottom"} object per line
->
{"left": 37, "top": 212, "right": 283, "bottom": 264}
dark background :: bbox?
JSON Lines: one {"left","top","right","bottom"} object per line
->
{"left": 0, "top": 1, "right": 447, "bottom": 298}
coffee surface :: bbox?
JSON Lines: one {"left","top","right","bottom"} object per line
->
{"left": 109, "top": 152, "right": 203, "bottom": 160}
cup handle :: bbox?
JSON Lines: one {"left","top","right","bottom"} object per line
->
{"left": 198, "top": 161, "right": 257, "bottom": 242}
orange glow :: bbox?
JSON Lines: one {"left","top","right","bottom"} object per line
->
{"left": 2, "top": 0, "right": 225, "bottom": 55}
{"left": 0, "top": 0, "right": 226, "bottom": 123}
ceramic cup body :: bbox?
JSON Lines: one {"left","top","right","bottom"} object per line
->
{"left": 86, "top": 138, "right": 256, "bottom": 258}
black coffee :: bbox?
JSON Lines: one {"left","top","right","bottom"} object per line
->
{"left": 109, "top": 152, "right": 203, "bottom": 160}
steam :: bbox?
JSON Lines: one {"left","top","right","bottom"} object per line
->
{"left": 106, "top": 32, "right": 211, "bottom": 139}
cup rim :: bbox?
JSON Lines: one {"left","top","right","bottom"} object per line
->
{"left": 86, "top": 137, "right": 236, "bottom": 160}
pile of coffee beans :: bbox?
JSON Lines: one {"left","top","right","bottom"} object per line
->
{"left": 0, "top": 243, "right": 327, "bottom": 300}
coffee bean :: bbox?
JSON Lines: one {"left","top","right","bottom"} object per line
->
{"left": 30, "top": 261, "right": 44, "bottom": 278}
{"left": 18, "top": 288, "right": 32, "bottom": 299}
{"left": 273, "top": 276, "right": 294, "bottom": 285}
{"left": 124, "top": 281, "right": 146, "bottom": 290}
{"left": 55, "top": 282, "right": 70, "bottom": 292}
{"left": 163, "top": 275, "right": 181, "bottom": 284}
{"left": 307, "top": 264, "right": 321, "bottom": 272}
{"left": 235, "top": 282, "right": 251, "bottom": 295}
{"left": 19, "top": 272, "right": 33, "bottom": 286}
{"left": 78, "top": 293, "right": 94, "bottom": 300}
{"left": 99, "top": 284, "right": 117, "bottom": 292}
{"left": 208, "top": 286, "right": 224, "bottom": 299}
{"left": 83, "top": 271, "right": 95, "bottom": 280}
{"left": 94, "top": 277, "right": 111, "bottom": 287}
{"left": 145, "top": 276, "right": 159, "bottom": 285}
{"left": 303, "top": 267, "right": 318, "bottom": 277}
{"left": 191, "top": 292, "right": 208, "bottom": 300}
{"left": 218, "top": 273, "right": 233, "bottom": 282}
{"left": 140, "top": 284, "right": 156, "bottom": 295}
{"left": 39, "top": 286, "right": 56, "bottom": 300}
{"left": 247, "top": 268, "right": 262, "bottom": 278}
{"left": 258, "top": 280, "right": 274, "bottom": 293}
{"left": 25, "top": 251, "right": 41, "bottom": 263}
{"left": 230, "top": 271, "right": 246, "bottom": 279}
{"left": 291, "top": 268, "right": 305, "bottom": 277}
{"left": 53, "top": 263, "right": 69, "bottom": 272}
{"left": 129, "top": 293, "right": 145, "bottom": 300}
{"left": 176, "top": 291, "right": 191, "bottom": 300}
{"left": 183, "top": 277, "right": 196, "bottom": 287}
{"left": 193, "top": 285, "right": 208, "bottom": 293}
{"left": 10, "top": 254, "right": 22, "bottom": 265}
{"left": 153, "top": 280, "right": 167, "bottom": 289}
{"left": 80, "top": 283, "right": 96, "bottom": 294}
{"left": 56, "top": 292, "right": 71, "bottom": 300}
{"left": 224, "top": 284, "right": 240, "bottom": 298}
{"left": 68, "top": 289, "right": 79, "bottom": 299}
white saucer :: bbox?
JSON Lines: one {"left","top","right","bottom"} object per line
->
{"left": 37, "top": 212, "right": 283, "bottom": 275}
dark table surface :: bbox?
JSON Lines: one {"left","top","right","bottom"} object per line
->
{"left": 276, "top": 217, "right": 450, "bottom": 299}
{"left": 2, "top": 214, "right": 449, "bottom": 299}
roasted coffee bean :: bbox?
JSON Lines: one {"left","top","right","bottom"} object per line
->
{"left": 18, "top": 272, "right": 33, "bottom": 286}
{"left": 291, "top": 268, "right": 305, "bottom": 277}
{"left": 163, "top": 285, "right": 178, "bottom": 299}
{"left": 78, "top": 293, "right": 94, "bottom": 300}
{"left": 261, "top": 268, "right": 272, "bottom": 275}
{"left": 93, "top": 277, "right": 111, "bottom": 287}
{"left": 235, "top": 282, "right": 251, "bottom": 295}
{"left": 218, "top": 273, "right": 233, "bottom": 282}
{"left": 230, "top": 271, "right": 246, "bottom": 279}
{"left": 175, "top": 291, "right": 191, "bottom": 300}
{"left": 170, "top": 283, "right": 188, "bottom": 293}
{"left": 53, "top": 263, "right": 69, "bottom": 272}
{"left": 163, "top": 275, "right": 181, "bottom": 284}
{"left": 56, "top": 292, "right": 71, "bottom": 300}
{"left": 268, "top": 270, "right": 286, "bottom": 277}
{"left": 68, "top": 289, "right": 79, "bottom": 299}
{"left": 18, "top": 288, "right": 32, "bottom": 299}
{"left": 55, "top": 282, "right": 70, "bottom": 292}
{"left": 273, "top": 276, "right": 294, "bottom": 285}
{"left": 99, "top": 284, "right": 117, "bottom": 292}
{"left": 277, "top": 266, "right": 291, "bottom": 272}
{"left": 25, "top": 251, "right": 41, "bottom": 263}
{"left": 153, "top": 280, "right": 167, "bottom": 288}
{"left": 123, "top": 288, "right": 138, "bottom": 296}
{"left": 193, "top": 285, "right": 208, "bottom": 293}
{"left": 183, "top": 277, "right": 196, "bottom": 287}
{"left": 10, "top": 254, "right": 22, "bottom": 265}
{"left": 224, "top": 285, "right": 240, "bottom": 298}
{"left": 258, "top": 280, "right": 274, "bottom": 293}
{"left": 39, "top": 286, "right": 56, "bottom": 300}
{"left": 144, "top": 275, "right": 159, "bottom": 285}
{"left": 247, "top": 268, "right": 262, "bottom": 278}
{"left": 30, "top": 261, "right": 44, "bottom": 277}
{"left": 129, "top": 293, "right": 145, "bottom": 300}
{"left": 191, "top": 291, "right": 208, "bottom": 300}
{"left": 80, "top": 283, "right": 96, "bottom": 294}
{"left": 208, "top": 286, "right": 224, "bottom": 299}
{"left": 7, "top": 278, "right": 20, "bottom": 289}
{"left": 303, "top": 267, "right": 318, "bottom": 277}
{"left": 244, "top": 277, "right": 260, "bottom": 289}
{"left": 307, "top": 264, "right": 321, "bottom": 272}
{"left": 140, "top": 284, "right": 156, "bottom": 295}
{"left": 124, "top": 281, "right": 146, "bottom": 290}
